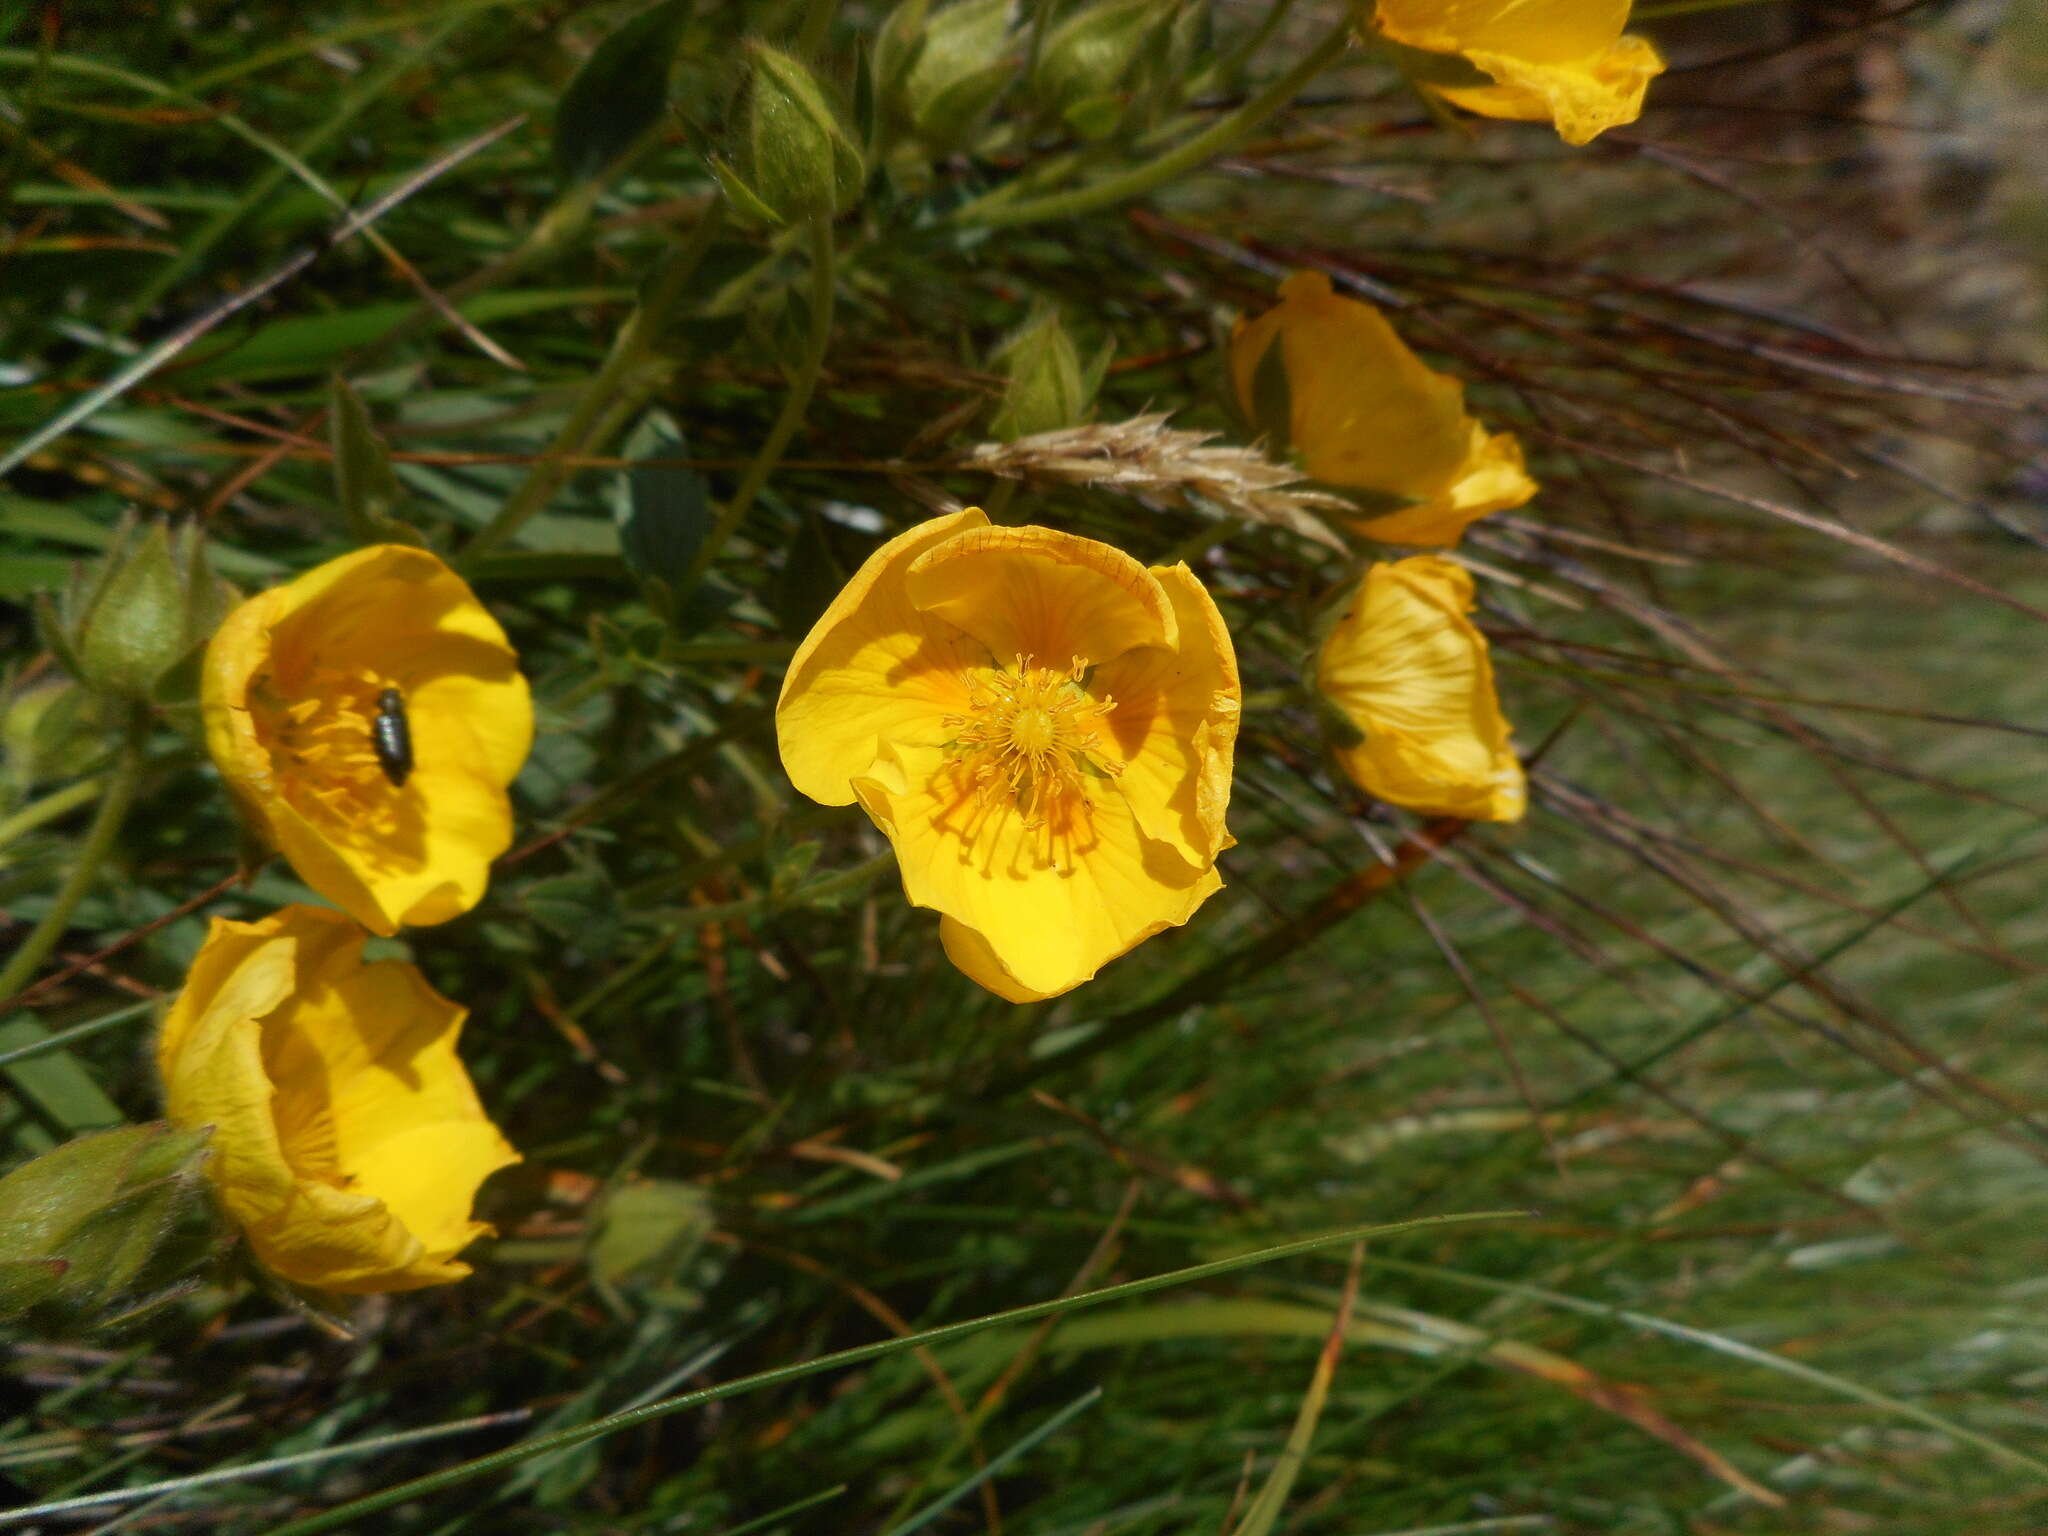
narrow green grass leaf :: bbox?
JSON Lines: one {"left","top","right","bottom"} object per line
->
{"left": 879, "top": 1386, "right": 1104, "bottom": 1536}
{"left": 0, "top": 1411, "right": 533, "bottom": 1527}
{"left": 715, "top": 1483, "right": 852, "bottom": 1534}
{"left": 1360, "top": 1255, "right": 2048, "bottom": 1484}
{"left": 0, "top": 1017, "right": 124, "bottom": 1138}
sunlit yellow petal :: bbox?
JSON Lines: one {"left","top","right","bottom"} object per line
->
{"left": 854, "top": 740, "right": 1219, "bottom": 1001}
{"left": 157, "top": 905, "right": 517, "bottom": 1294}
{"left": 1093, "top": 563, "right": 1240, "bottom": 868}
{"left": 905, "top": 523, "right": 1177, "bottom": 667}
{"left": 1230, "top": 273, "right": 1535, "bottom": 546}
{"left": 777, "top": 507, "right": 989, "bottom": 806}
{"left": 1318, "top": 557, "right": 1526, "bottom": 822}
{"left": 200, "top": 545, "right": 532, "bottom": 935}
{"left": 1349, "top": 425, "right": 1538, "bottom": 547}
{"left": 1376, "top": 0, "right": 1629, "bottom": 61}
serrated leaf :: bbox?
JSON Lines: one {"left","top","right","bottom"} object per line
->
{"left": 555, "top": 0, "right": 695, "bottom": 183}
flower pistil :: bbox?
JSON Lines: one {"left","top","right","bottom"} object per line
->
{"left": 942, "top": 654, "right": 1123, "bottom": 856}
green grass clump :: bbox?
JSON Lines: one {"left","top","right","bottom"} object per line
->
{"left": 3, "top": 2, "right": 2048, "bottom": 1532}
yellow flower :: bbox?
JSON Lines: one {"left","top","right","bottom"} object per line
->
{"left": 1231, "top": 272, "right": 1536, "bottom": 548}
{"left": 1370, "top": 0, "right": 1664, "bottom": 145}
{"left": 1318, "top": 556, "right": 1525, "bottom": 822}
{"left": 157, "top": 904, "right": 518, "bottom": 1294}
{"left": 777, "top": 508, "right": 1240, "bottom": 1003}
{"left": 202, "top": 545, "right": 532, "bottom": 936}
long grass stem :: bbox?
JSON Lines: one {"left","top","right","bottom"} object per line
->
{"left": 460, "top": 202, "right": 729, "bottom": 565}
{"left": 672, "top": 215, "right": 838, "bottom": 604}
{"left": 0, "top": 709, "right": 148, "bottom": 1007}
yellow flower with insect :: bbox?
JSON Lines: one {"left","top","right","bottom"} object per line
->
{"left": 201, "top": 544, "right": 532, "bottom": 936}
{"left": 1318, "top": 556, "right": 1526, "bottom": 822}
{"left": 157, "top": 904, "right": 519, "bottom": 1294}
{"left": 1368, "top": 0, "right": 1664, "bottom": 146}
{"left": 777, "top": 508, "right": 1240, "bottom": 1003}
{"left": 1232, "top": 272, "right": 1536, "bottom": 549}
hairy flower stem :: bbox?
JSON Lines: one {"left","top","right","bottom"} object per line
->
{"left": 461, "top": 202, "right": 729, "bottom": 565}
{"left": 672, "top": 215, "right": 837, "bottom": 606}
{"left": 0, "top": 708, "right": 149, "bottom": 1008}
{"left": 0, "top": 774, "right": 106, "bottom": 853}
{"left": 948, "top": 17, "right": 1353, "bottom": 229}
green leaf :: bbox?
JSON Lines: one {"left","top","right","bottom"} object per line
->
{"left": 0, "top": 1016, "right": 125, "bottom": 1136}
{"left": 554, "top": 0, "right": 695, "bottom": 183}
{"left": 618, "top": 423, "right": 713, "bottom": 592}
{"left": 772, "top": 507, "right": 845, "bottom": 634}
{"left": 328, "top": 375, "right": 423, "bottom": 545}
{"left": 174, "top": 289, "right": 629, "bottom": 385}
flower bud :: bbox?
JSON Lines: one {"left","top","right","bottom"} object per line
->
{"left": 0, "top": 1122, "right": 214, "bottom": 1334}
{"left": 727, "top": 44, "right": 863, "bottom": 226}
{"left": 990, "top": 308, "right": 1093, "bottom": 442}
{"left": 1032, "top": 0, "right": 1171, "bottom": 139}
{"left": 38, "top": 517, "right": 235, "bottom": 704}
{"left": 891, "top": 0, "right": 1016, "bottom": 151}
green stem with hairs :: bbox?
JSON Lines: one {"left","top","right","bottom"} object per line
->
{"left": 671, "top": 215, "right": 837, "bottom": 605}
{"left": 948, "top": 18, "right": 1353, "bottom": 230}
{"left": 0, "top": 710, "right": 148, "bottom": 1007}
{"left": 460, "top": 202, "right": 729, "bottom": 565}
{"left": 0, "top": 776, "right": 106, "bottom": 853}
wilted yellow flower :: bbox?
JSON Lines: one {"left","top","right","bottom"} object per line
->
{"left": 157, "top": 904, "right": 518, "bottom": 1294}
{"left": 1369, "top": 0, "right": 1664, "bottom": 146}
{"left": 1232, "top": 272, "right": 1535, "bottom": 548}
{"left": 1318, "top": 556, "right": 1525, "bottom": 822}
{"left": 202, "top": 545, "right": 532, "bottom": 937}
{"left": 777, "top": 508, "right": 1240, "bottom": 1003}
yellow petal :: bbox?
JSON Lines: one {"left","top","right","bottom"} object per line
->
{"left": 1230, "top": 274, "right": 1536, "bottom": 545}
{"left": 200, "top": 545, "right": 532, "bottom": 935}
{"left": 1092, "top": 563, "right": 1241, "bottom": 868}
{"left": 853, "top": 739, "right": 1221, "bottom": 1001}
{"left": 157, "top": 904, "right": 517, "bottom": 1294}
{"left": 1349, "top": 425, "right": 1538, "bottom": 547}
{"left": 904, "top": 522, "right": 1178, "bottom": 668}
{"left": 1372, "top": 0, "right": 1663, "bottom": 145}
{"left": 777, "top": 508, "right": 990, "bottom": 806}
{"left": 1375, "top": 0, "right": 1631, "bottom": 62}
{"left": 1445, "top": 34, "right": 1663, "bottom": 145}
{"left": 1318, "top": 557, "right": 1526, "bottom": 822}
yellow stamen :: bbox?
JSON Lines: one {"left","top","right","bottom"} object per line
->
{"left": 943, "top": 655, "right": 1123, "bottom": 848}
{"left": 248, "top": 665, "right": 400, "bottom": 832}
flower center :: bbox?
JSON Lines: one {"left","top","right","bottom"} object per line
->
{"left": 249, "top": 665, "right": 400, "bottom": 831}
{"left": 943, "top": 655, "right": 1123, "bottom": 841}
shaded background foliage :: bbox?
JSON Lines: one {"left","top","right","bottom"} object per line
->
{"left": 3, "top": 0, "right": 2048, "bottom": 1531}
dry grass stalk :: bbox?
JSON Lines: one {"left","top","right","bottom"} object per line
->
{"left": 961, "top": 414, "right": 1352, "bottom": 551}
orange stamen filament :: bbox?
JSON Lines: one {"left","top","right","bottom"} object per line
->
{"left": 942, "top": 655, "right": 1122, "bottom": 838}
